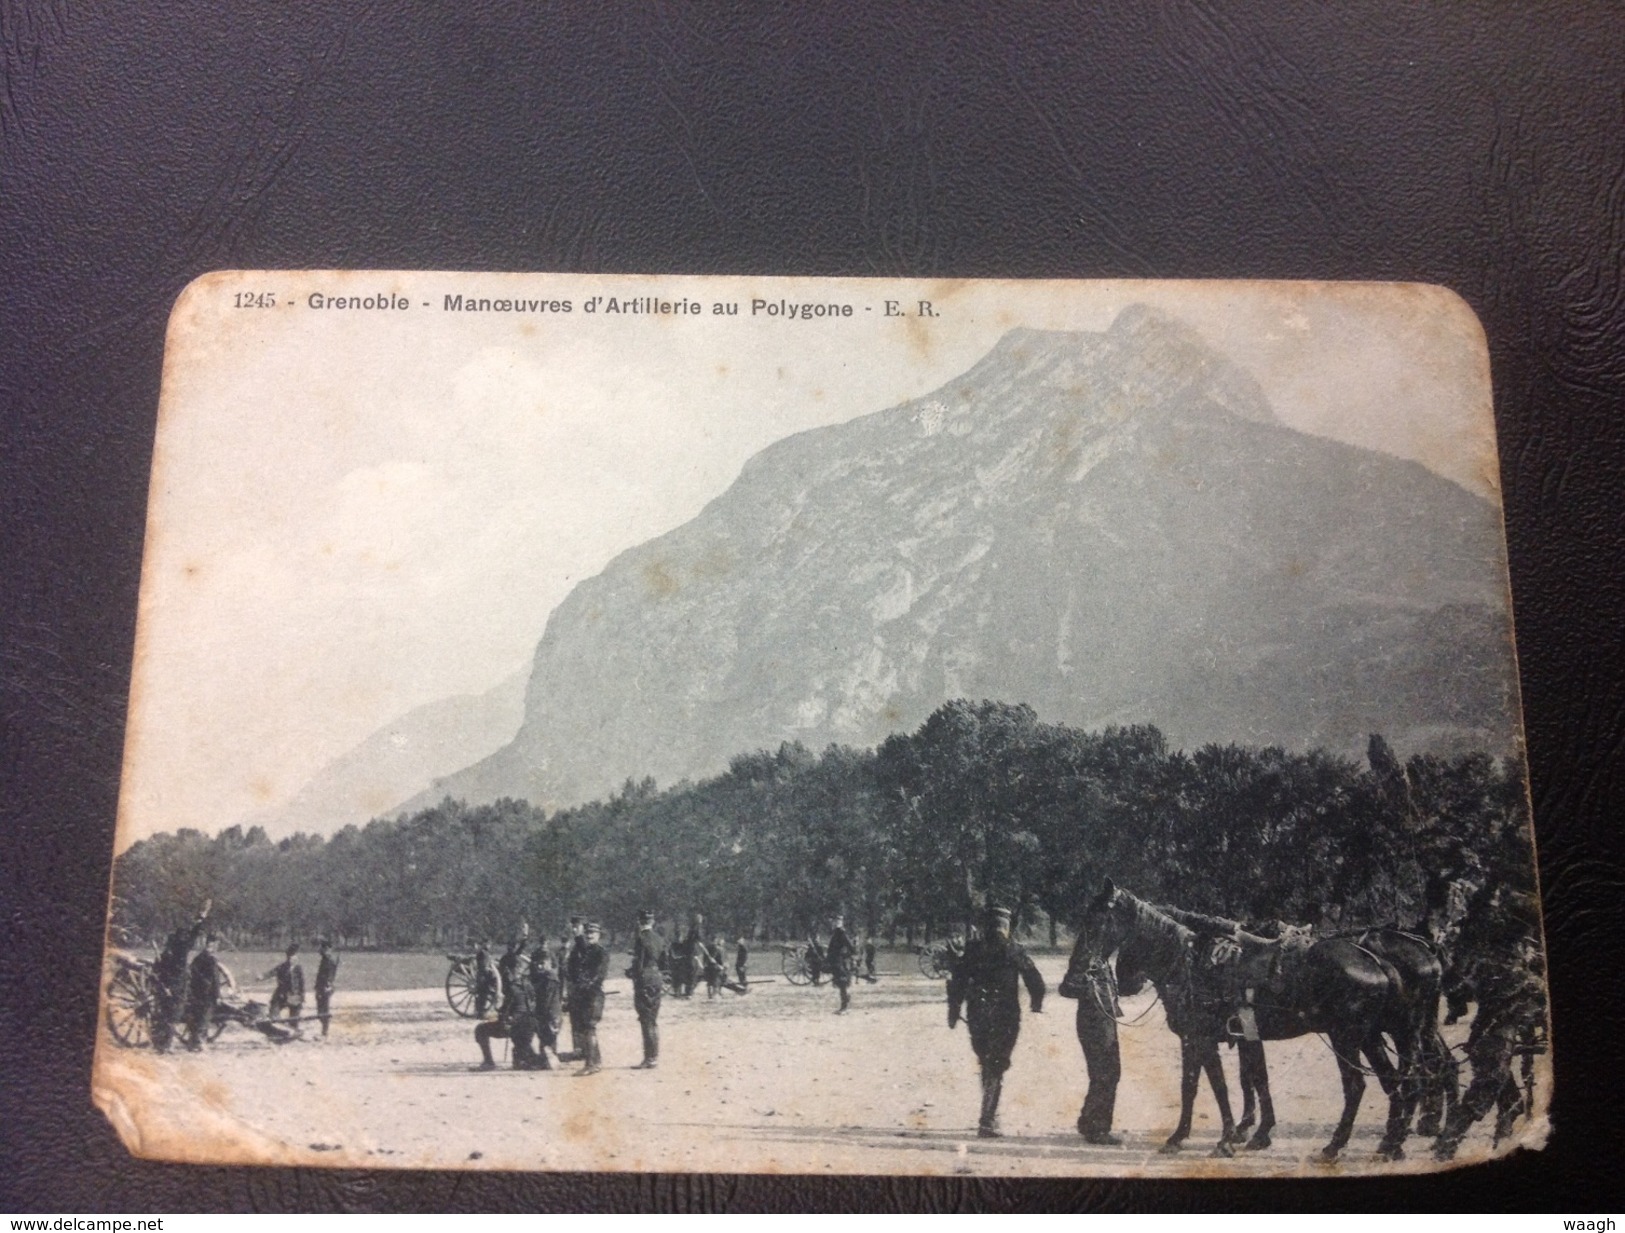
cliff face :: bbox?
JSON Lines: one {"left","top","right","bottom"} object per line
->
{"left": 412, "top": 307, "right": 1517, "bottom": 814}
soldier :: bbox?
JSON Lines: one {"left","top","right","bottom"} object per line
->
{"left": 182, "top": 933, "right": 229, "bottom": 1051}
{"left": 680, "top": 913, "right": 707, "bottom": 998}
{"left": 702, "top": 935, "right": 728, "bottom": 999}
{"left": 150, "top": 900, "right": 210, "bottom": 1053}
{"left": 1059, "top": 926, "right": 1123, "bottom": 1144}
{"left": 947, "top": 906, "right": 1046, "bottom": 1138}
{"left": 863, "top": 937, "right": 878, "bottom": 983}
{"left": 562, "top": 917, "right": 587, "bottom": 1057}
{"left": 1433, "top": 933, "right": 1548, "bottom": 1160}
{"left": 472, "top": 941, "right": 503, "bottom": 1019}
{"left": 471, "top": 942, "right": 512, "bottom": 1071}
{"left": 528, "top": 937, "right": 563, "bottom": 1069}
{"left": 734, "top": 938, "right": 750, "bottom": 989}
{"left": 264, "top": 943, "right": 305, "bottom": 1029}
{"left": 314, "top": 938, "right": 340, "bottom": 1038}
{"left": 627, "top": 911, "right": 667, "bottom": 1068}
{"left": 569, "top": 921, "right": 610, "bottom": 1075}
{"left": 826, "top": 914, "right": 856, "bottom": 1014}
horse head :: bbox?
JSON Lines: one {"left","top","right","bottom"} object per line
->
{"left": 1078, "top": 877, "right": 1132, "bottom": 965}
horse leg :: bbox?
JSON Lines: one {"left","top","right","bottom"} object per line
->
{"left": 1366, "top": 1033, "right": 1413, "bottom": 1160}
{"left": 1200, "top": 1043, "right": 1237, "bottom": 1157}
{"left": 1161, "top": 1035, "right": 1200, "bottom": 1153}
{"left": 1321, "top": 1030, "right": 1367, "bottom": 1161}
{"left": 1241, "top": 1040, "right": 1276, "bottom": 1151}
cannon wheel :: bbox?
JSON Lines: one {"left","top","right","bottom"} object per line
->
{"left": 781, "top": 946, "right": 812, "bottom": 986}
{"left": 105, "top": 964, "right": 154, "bottom": 1048}
{"left": 445, "top": 960, "right": 481, "bottom": 1018}
{"left": 918, "top": 947, "right": 949, "bottom": 980}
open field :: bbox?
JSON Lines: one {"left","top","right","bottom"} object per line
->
{"left": 93, "top": 954, "right": 1548, "bottom": 1177}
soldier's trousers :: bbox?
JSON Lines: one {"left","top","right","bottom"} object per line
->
{"left": 475, "top": 1019, "right": 509, "bottom": 1065}
{"left": 833, "top": 974, "right": 851, "bottom": 1011}
{"left": 509, "top": 1012, "right": 543, "bottom": 1068}
{"left": 569, "top": 989, "right": 604, "bottom": 1067}
{"left": 969, "top": 1015, "right": 1018, "bottom": 1131}
{"left": 1075, "top": 1001, "right": 1121, "bottom": 1136}
{"left": 151, "top": 983, "right": 182, "bottom": 1052}
{"left": 634, "top": 982, "right": 662, "bottom": 1063}
{"left": 315, "top": 988, "right": 333, "bottom": 1036}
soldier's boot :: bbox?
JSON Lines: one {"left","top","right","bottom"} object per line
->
{"left": 639, "top": 1022, "right": 659, "bottom": 1068}
{"left": 978, "top": 1072, "right": 1004, "bottom": 1138}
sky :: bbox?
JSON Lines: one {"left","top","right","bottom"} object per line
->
{"left": 117, "top": 274, "right": 1498, "bottom": 848}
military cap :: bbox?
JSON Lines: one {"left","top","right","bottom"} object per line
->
{"left": 986, "top": 905, "right": 1013, "bottom": 925}
{"left": 638, "top": 911, "right": 655, "bottom": 926}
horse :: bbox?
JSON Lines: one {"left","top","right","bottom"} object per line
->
{"left": 1079, "top": 880, "right": 1423, "bottom": 1161}
{"left": 1154, "top": 906, "right": 1455, "bottom": 1148}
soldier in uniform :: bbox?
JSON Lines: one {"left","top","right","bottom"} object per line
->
{"left": 1433, "top": 933, "right": 1548, "bottom": 1160}
{"left": 151, "top": 900, "right": 210, "bottom": 1053}
{"left": 862, "top": 937, "right": 878, "bottom": 983}
{"left": 734, "top": 938, "right": 750, "bottom": 989}
{"left": 314, "top": 938, "right": 339, "bottom": 1038}
{"left": 701, "top": 934, "right": 729, "bottom": 999}
{"left": 947, "top": 906, "right": 1046, "bottom": 1138}
{"left": 1059, "top": 926, "right": 1123, "bottom": 1144}
{"left": 472, "top": 941, "right": 502, "bottom": 1019}
{"left": 627, "top": 911, "right": 667, "bottom": 1068}
{"left": 264, "top": 943, "right": 305, "bottom": 1028}
{"left": 562, "top": 917, "right": 586, "bottom": 1057}
{"left": 826, "top": 914, "right": 856, "bottom": 1013}
{"left": 182, "top": 933, "right": 229, "bottom": 1051}
{"left": 471, "top": 941, "right": 511, "bottom": 1071}
{"left": 528, "top": 937, "right": 563, "bottom": 1069}
{"left": 568, "top": 920, "right": 609, "bottom": 1075}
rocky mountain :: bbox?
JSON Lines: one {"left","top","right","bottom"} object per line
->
{"left": 253, "top": 669, "right": 526, "bottom": 838}
{"left": 408, "top": 305, "right": 1519, "bottom": 815}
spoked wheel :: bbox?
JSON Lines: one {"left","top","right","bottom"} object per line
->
{"left": 105, "top": 965, "right": 155, "bottom": 1048}
{"left": 781, "top": 947, "right": 812, "bottom": 986}
{"left": 445, "top": 961, "right": 480, "bottom": 1017}
{"left": 918, "top": 947, "right": 949, "bottom": 979}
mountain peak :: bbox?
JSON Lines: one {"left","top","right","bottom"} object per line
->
{"left": 961, "top": 308, "right": 1277, "bottom": 430}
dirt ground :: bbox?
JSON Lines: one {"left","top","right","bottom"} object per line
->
{"left": 92, "top": 954, "right": 1549, "bottom": 1177}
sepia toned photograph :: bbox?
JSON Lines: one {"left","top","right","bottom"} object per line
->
{"left": 94, "top": 273, "right": 1550, "bottom": 1177}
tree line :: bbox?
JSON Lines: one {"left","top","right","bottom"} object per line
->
{"left": 110, "top": 699, "right": 1535, "bottom": 950}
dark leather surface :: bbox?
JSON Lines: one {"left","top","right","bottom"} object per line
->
{"left": 3, "top": 1, "right": 1620, "bottom": 1212}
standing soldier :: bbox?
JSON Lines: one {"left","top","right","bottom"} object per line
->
{"left": 947, "top": 906, "right": 1046, "bottom": 1138}
{"left": 182, "top": 933, "right": 229, "bottom": 1051}
{"left": 569, "top": 921, "right": 610, "bottom": 1075}
{"left": 1434, "top": 932, "right": 1548, "bottom": 1160}
{"left": 150, "top": 899, "right": 210, "bottom": 1053}
{"left": 863, "top": 937, "right": 878, "bottom": 983}
{"left": 826, "top": 914, "right": 856, "bottom": 1014}
{"left": 314, "top": 938, "right": 340, "bottom": 1039}
{"left": 734, "top": 938, "right": 750, "bottom": 990}
{"left": 627, "top": 911, "right": 667, "bottom": 1069}
{"left": 264, "top": 943, "right": 305, "bottom": 1029}
{"left": 562, "top": 917, "right": 586, "bottom": 1057}
{"left": 529, "top": 936, "right": 563, "bottom": 1069}
{"left": 1059, "top": 926, "right": 1123, "bottom": 1144}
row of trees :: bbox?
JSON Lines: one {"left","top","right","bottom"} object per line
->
{"left": 111, "top": 700, "right": 1535, "bottom": 950}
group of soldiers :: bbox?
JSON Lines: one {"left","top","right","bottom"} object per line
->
{"left": 466, "top": 911, "right": 693, "bottom": 1075}
{"left": 146, "top": 900, "right": 340, "bottom": 1051}
{"left": 132, "top": 881, "right": 1543, "bottom": 1157}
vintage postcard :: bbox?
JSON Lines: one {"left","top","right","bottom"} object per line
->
{"left": 96, "top": 273, "right": 1550, "bottom": 1176}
